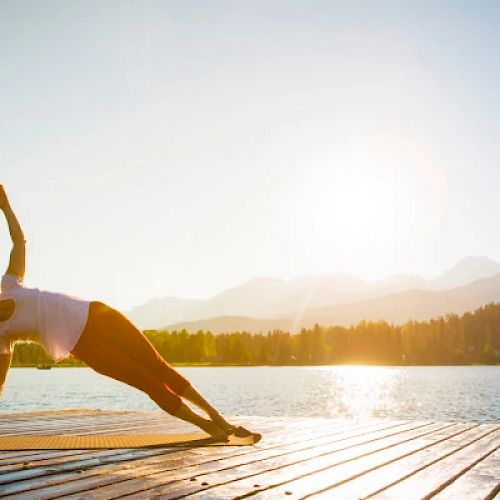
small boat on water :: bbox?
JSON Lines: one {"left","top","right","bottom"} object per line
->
{"left": 36, "top": 364, "right": 52, "bottom": 370}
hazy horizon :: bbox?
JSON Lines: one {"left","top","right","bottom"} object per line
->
{"left": 2, "top": 1, "right": 499, "bottom": 309}
{"left": 127, "top": 255, "right": 499, "bottom": 305}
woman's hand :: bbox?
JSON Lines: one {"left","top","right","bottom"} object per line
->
{"left": 0, "top": 185, "right": 9, "bottom": 211}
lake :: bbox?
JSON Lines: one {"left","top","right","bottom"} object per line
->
{"left": 1, "top": 366, "right": 499, "bottom": 422}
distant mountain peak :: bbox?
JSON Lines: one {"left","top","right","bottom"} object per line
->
{"left": 450, "top": 255, "right": 498, "bottom": 267}
{"left": 126, "top": 256, "right": 500, "bottom": 329}
{"left": 433, "top": 256, "right": 500, "bottom": 289}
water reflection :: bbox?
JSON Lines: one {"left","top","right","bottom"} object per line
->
{"left": 2, "top": 366, "right": 499, "bottom": 422}
{"left": 325, "top": 366, "right": 401, "bottom": 419}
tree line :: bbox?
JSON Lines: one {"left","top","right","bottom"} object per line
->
{"left": 11, "top": 302, "right": 500, "bottom": 367}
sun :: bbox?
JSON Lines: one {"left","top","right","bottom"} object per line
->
{"left": 299, "top": 162, "right": 399, "bottom": 251}
{"left": 328, "top": 168, "right": 398, "bottom": 241}
{"left": 287, "top": 128, "right": 448, "bottom": 273}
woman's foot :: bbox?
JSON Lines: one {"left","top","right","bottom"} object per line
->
{"left": 197, "top": 418, "right": 229, "bottom": 441}
{"left": 208, "top": 410, "right": 236, "bottom": 434}
{"left": 232, "top": 425, "right": 262, "bottom": 443}
{"left": 175, "top": 404, "right": 228, "bottom": 441}
{"left": 208, "top": 412, "right": 261, "bottom": 443}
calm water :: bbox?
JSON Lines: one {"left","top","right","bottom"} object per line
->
{"left": 1, "top": 366, "right": 499, "bottom": 422}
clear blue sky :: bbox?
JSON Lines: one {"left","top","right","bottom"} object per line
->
{"left": 1, "top": 0, "right": 499, "bottom": 309}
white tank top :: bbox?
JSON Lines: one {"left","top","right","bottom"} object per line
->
{"left": 0, "top": 274, "right": 91, "bottom": 361}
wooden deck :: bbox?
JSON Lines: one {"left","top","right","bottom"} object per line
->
{"left": 0, "top": 410, "right": 498, "bottom": 499}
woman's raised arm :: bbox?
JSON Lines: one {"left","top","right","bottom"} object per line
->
{"left": 0, "top": 185, "right": 26, "bottom": 279}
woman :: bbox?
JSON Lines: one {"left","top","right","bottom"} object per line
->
{"left": 0, "top": 185, "right": 253, "bottom": 441}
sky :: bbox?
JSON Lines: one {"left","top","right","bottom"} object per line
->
{"left": 1, "top": 0, "right": 499, "bottom": 310}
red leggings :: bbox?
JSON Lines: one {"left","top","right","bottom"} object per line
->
{"left": 71, "top": 302, "right": 190, "bottom": 415}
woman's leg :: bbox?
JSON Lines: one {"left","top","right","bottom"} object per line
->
{"left": 180, "top": 385, "right": 234, "bottom": 432}
{"left": 71, "top": 303, "right": 230, "bottom": 437}
{"left": 86, "top": 303, "right": 234, "bottom": 431}
{"left": 91, "top": 304, "right": 189, "bottom": 394}
{"left": 72, "top": 335, "right": 225, "bottom": 437}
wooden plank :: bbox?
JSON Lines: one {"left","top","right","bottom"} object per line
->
{"left": 1, "top": 419, "right": 382, "bottom": 499}
{"left": 174, "top": 423, "right": 466, "bottom": 500}
{"left": 307, "top": 425, "right": 499, "bottom": 499}
{"left": 0, "top": 409, "right": 129, "bottom": 424}
{"left": 0, "top": 410, "right": 222, "bottom": 428}
{"left": 116, "top": 422, "right": 439, "bottom": 499}
{"left": 0, "top": 409, "right": 178, "bottom": 426}
{"left": 0, "top": 414, "right": 334, "bottom": 470}
{"left": 0, "top": 416, "right": 151, "bottom": 436}
{"left": 0, "top": 417, "right": 334, "bottom": 470}
{"left": 0, "top": 409, "right": 123, "bottom": 421}
{"left": 367, "top": 428, "right": 500, "bottom": 499}
{"left": 4, "top": 421, "right": 406, "bottom": 499}
{"left": 0, "top": 417, "right": 356, "bottom": 498}
{"left": 1, "top": 411, "right": 496, "bottom": 500}
{"left": 68, "top": 422, "right": 418, "bottom": 500}
{"left": 432, "top": 447, "right": 500, "bottom": 500}
{"left": 0, "top": 418, "right": 199, "bottom": 441}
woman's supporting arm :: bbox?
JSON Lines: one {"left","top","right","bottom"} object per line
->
{"left": 0, "top": 185, "right": 26, "bottom": 279}
{"left": 0, "top": 353, "right": 12, "bottom": 397}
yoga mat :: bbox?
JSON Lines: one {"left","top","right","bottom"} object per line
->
{"left": 0, "top": 432, "right": 260, "bottom": 450}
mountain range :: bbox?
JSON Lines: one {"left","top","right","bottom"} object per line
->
{"left": 125, "top": 256, "right": 500, "bottom": 332}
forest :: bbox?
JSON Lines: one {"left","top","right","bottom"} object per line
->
{"left": 10, "top": 303, "right": 500, "bottom": 367}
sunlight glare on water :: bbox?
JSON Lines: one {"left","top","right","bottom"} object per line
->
{"left": 324, "top": 366, "right": 401, "bottom": 419}
{"left": 2, "top": 366, "right": 499, "bottom": 422}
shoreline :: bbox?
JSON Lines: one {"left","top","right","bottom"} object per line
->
{"left": 10, "top": 362, "right": 500, "bottom": 368}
